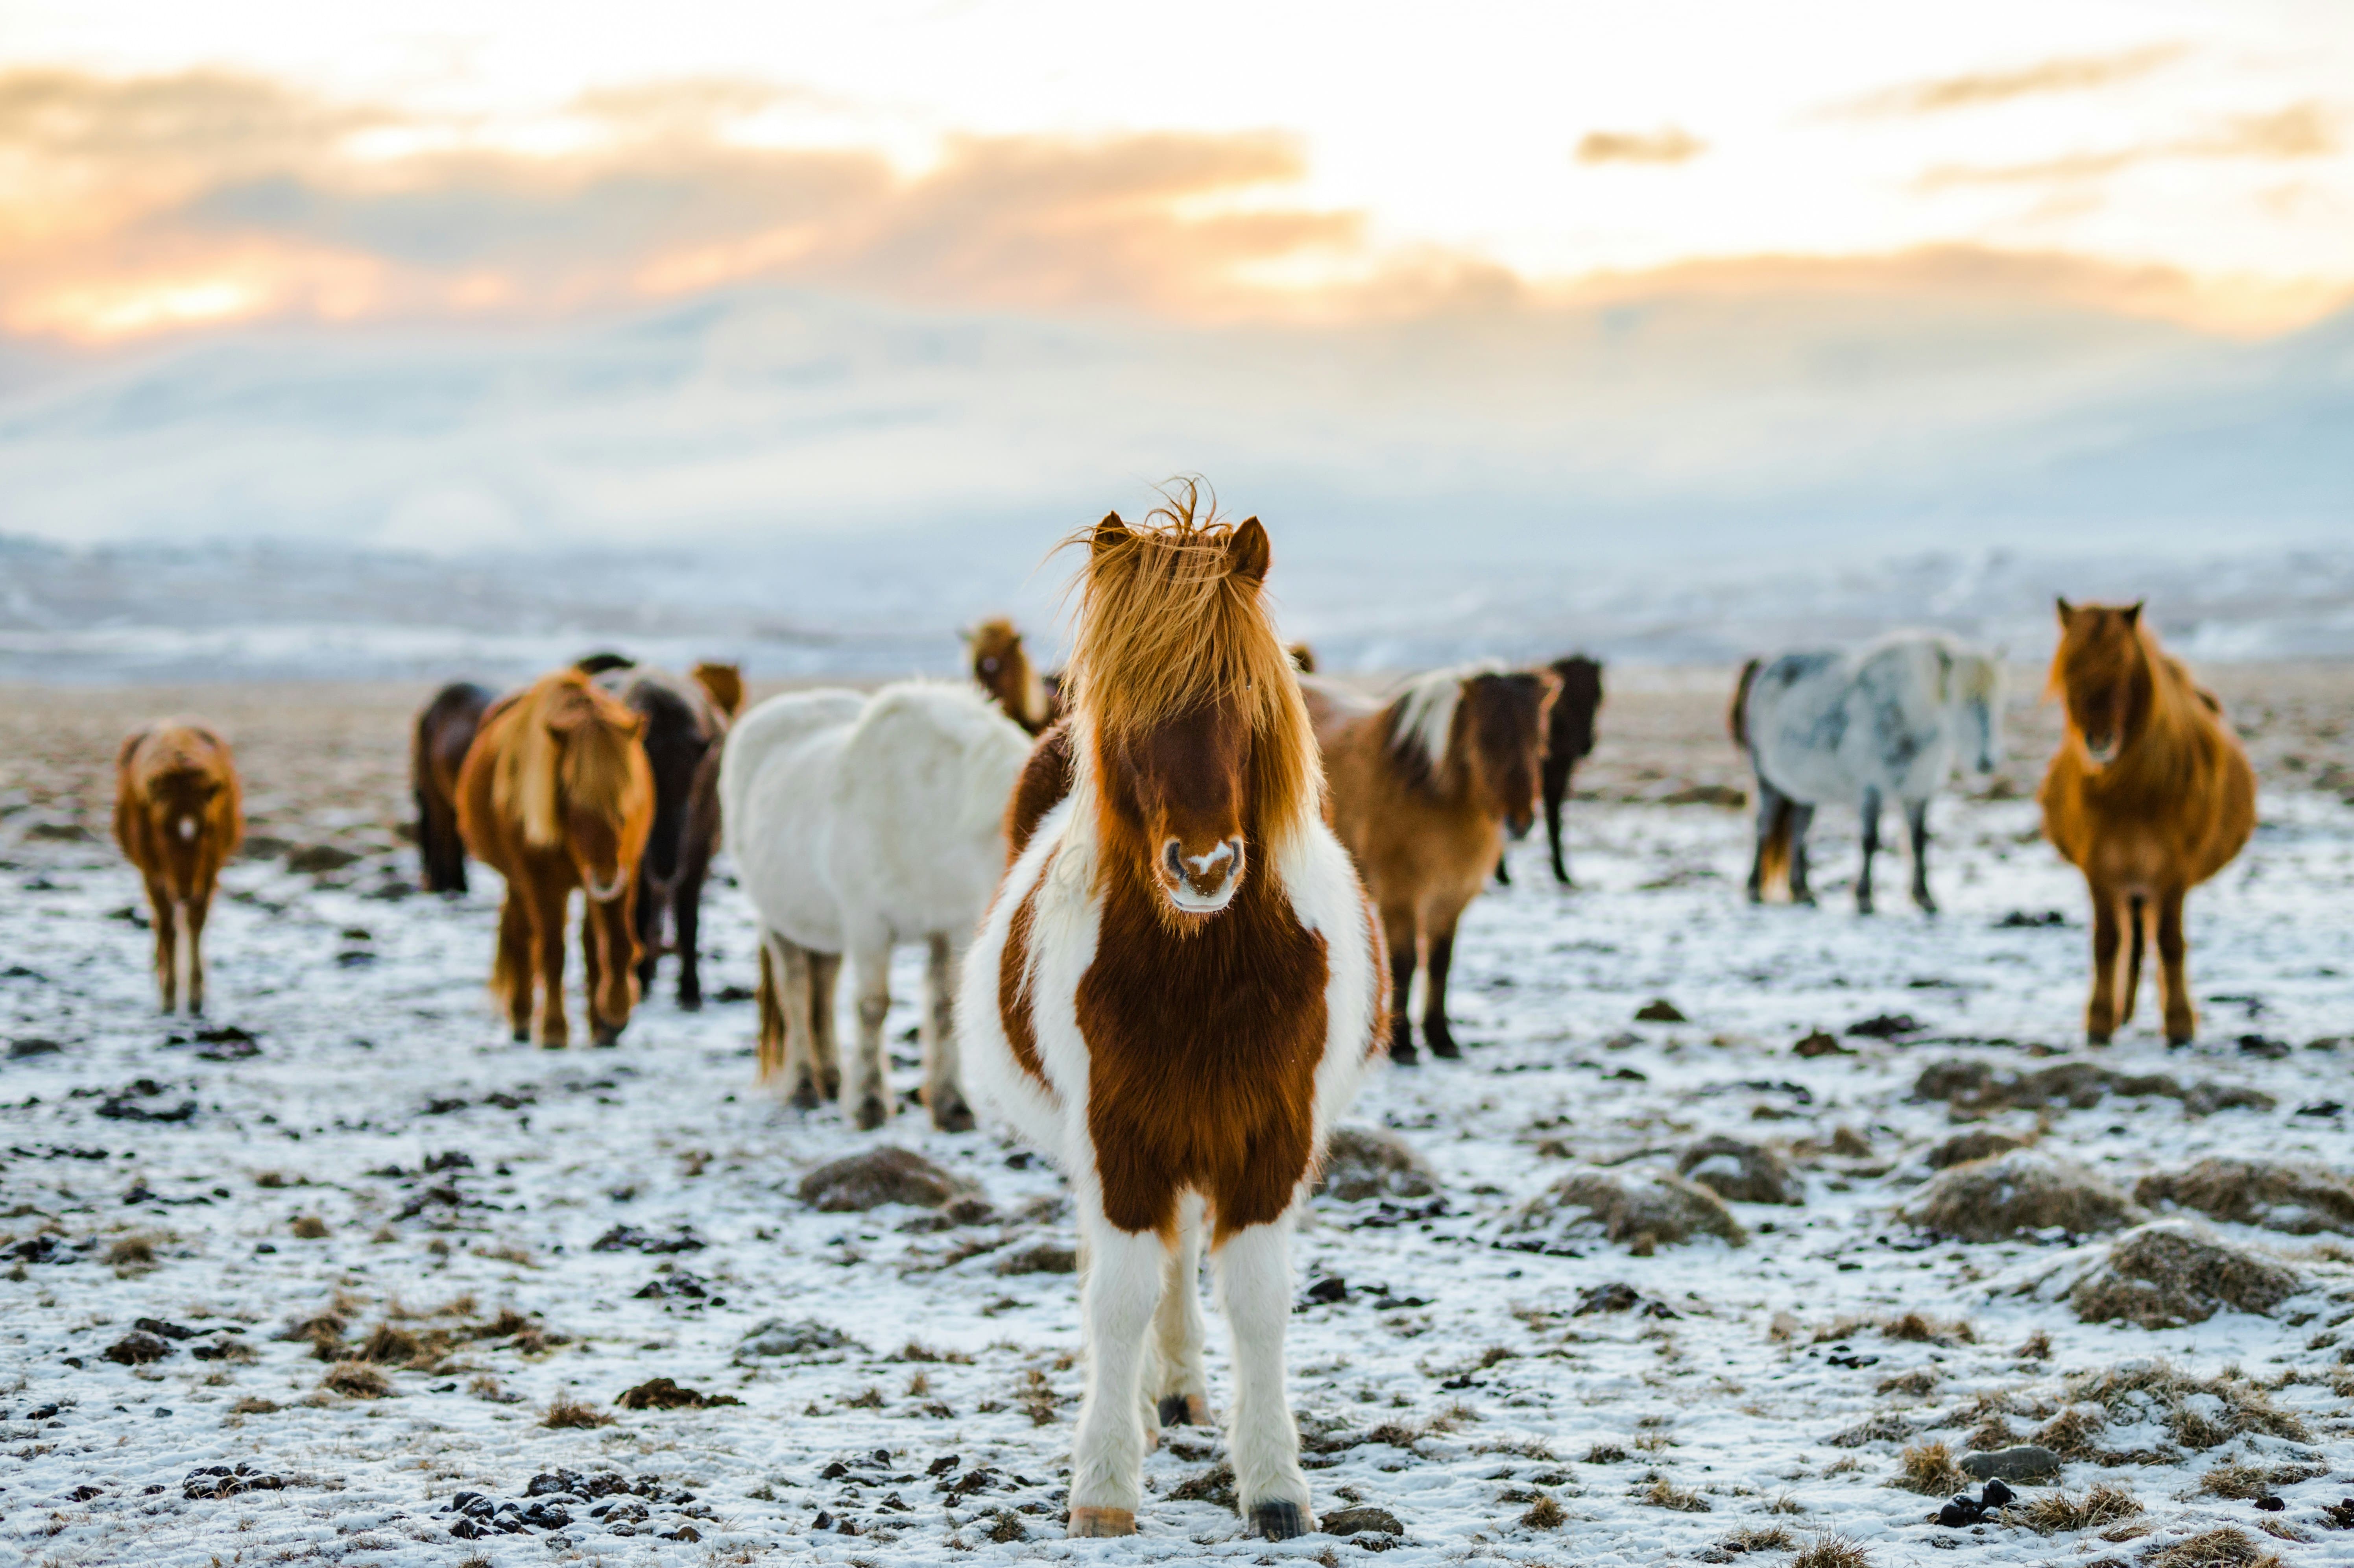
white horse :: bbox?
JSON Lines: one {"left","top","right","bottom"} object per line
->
{"left": 720, "top": 681, "right": 1032, "bottom": 1128}
{"left": 1730, "top": 631, "right": 2003, "bottom": 913}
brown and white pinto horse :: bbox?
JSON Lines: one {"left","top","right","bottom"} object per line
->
{"left": 2039, "top": 600, "right": 2254, "bottom": 1045}
{"left": 967, "top": 617, "right": 1061, "bottom": 735}
{"left": 412, "top": 681, "right": 495, "bottom": 893}
{"left": 961, "top": 495, "right": 1383, "bottom": 1540}
{"left": 114, "top": 721, "right": 244, "bottom": 1014}
{"left": 457, "top": 670, "right": 655, "bottom": 1047}
{"left": 1309, "top": 663, "right": 1555, "bottom": 1061}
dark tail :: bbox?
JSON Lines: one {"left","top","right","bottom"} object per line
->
{"left": 1729, "top": 657, "right": 1762, "bottom": 750}
{"left": 413, "top": 705, "right": 470, "bottom": 894}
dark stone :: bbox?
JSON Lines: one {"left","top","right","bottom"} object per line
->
{"left": 1323, "top": 1506, "right": 1404, "bottom": 1537}
{"left": 1635, "top": 999, "right": 1687, "bottom": 1023}
{"left": 798, "top": 1146, "right": 975, "bottom": 1212}
{"left": 1959, "top": 1446, "right": 2062, "bottom": 1483}
{"left": 103, "top": 1332, "right": 172, "bottom": 1365}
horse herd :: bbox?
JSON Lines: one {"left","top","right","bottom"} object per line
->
{"left": 96, "top": 499, "right": 2259, "bottom": 1539}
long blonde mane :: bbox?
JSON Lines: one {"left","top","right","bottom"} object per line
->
{"left": 493, "top": 671, "right": 648, "bottom": 848}
{"left": 1060, "top": 483, "right": 1318, "bottom": 848}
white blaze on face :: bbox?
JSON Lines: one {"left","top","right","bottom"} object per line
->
{"left": 1163, "top": 836, "right": 1244, "bottom": 914}
{"left": 177, "top": 816, "right": 198, "bottom": 842}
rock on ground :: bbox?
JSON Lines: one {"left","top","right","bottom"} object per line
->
{"left": 1900, "top": 1148, "right": 2146, "bottom": 1242}
{"left": 2063, "top": 1221, "right": 2309, "bottom": 1328}
{"left": 1912, "top": 1060, "right": 2275, "bottom": 1116}
{"left": 1960, "top": 1445, "right": 2062, "bottom": 1482}
{"left": 1676, "top": 1135, "right": 1802, "bottom": 1205}
{"left": 1499, "top": 1167, "right": 1745, "bottom": 1254}
{"left": 1925, "top": 1128, "right": 2035, "bottom": 1170}
{"left": 1318, "top": 1125, "right": 1439, "bottom": 1202}
{"left": 2134, "top": 1157, "right": 2354, "bottom": 1236}
{"left": 796, "top": 1146, "right": 975, "bottom": 1212}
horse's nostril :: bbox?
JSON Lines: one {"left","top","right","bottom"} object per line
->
{"left": 1163, "top": 840, "right": 1184, "bottom": 879}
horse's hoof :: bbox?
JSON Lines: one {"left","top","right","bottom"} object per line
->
{"left": 677, "top": 992, "right": 702, "bottom": 1013}
{"left": 1427, "top": 1035, "right": 1462, "bottom": 1060}
{"left": 932, "top": 1098, "right": 976, "bottom": 1134}
{"left": 789, "top": 1078, "right": 823, "bottom": 1111}
{"left": 1856, "top": 896, "right": 1875, "bottom": 916}
{"left": 821, "top": 1070, "right": 843, "bottom": 1101}
{"left": 1250, "top": 1501, "right": 1313, "bottom": 1540}
{"left": 2086, "top": 1029, "right": 2112, "bottom": 1046}
{"left": 1067, "top": 1507, "right": 1135, "bottom": 1537}
{"left": 1388, "top": 1039, "right": 1420, "bottom": 1066}
{"left": 1158, "top": 1393, "right": 1210, "bottom": 1427}
{"left": 2166, "top": 1027, "right": 2194, "bottom": 1047}
{"left": 853, "top": 1095, "right": 888, "bottom": 1131}
{"left": 511, "top": 1028, "right": 530, "bottom": 1045}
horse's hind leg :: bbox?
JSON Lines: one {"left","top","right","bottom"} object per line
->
{"left": 1544, "top": 759, "right": 1573, "bottom": 886}
{"left": 1747, "top": 782, "right": 1787, "bottom": 903}
{"left": 1067, "top": 1215, "right": 1168, "bottom": 1537}
{"left": 1379, "top": 905, "right": 1419, "bottom": 1063}
{"left": 921, "top": 934, "right": 974, "bottom": 1132}
{"left": 183, "top": 885, "right": 213, "bottom": 1016}
{"left": 2118, "top": 894, "right": 2147, "bottom": 1031}
{"left": 1215, "top": 1218, "right": 1315, "bottom": 1539}
{"left": 2085, "top": 879, "right": 2122, "bottom": 1045}
{"left": 753, "top": 939, "right": 785, "bottom": 1086}
{"left": 1785, "top": 802, "right": 1819, "bottom": 906}
{"left": 494, "top": 892, "right": 534, "bottom": 1042}
{"left": 845, "top": 940, "right": 893, "bottom": 1130}
{"left": 1420, "top": 909, "right": 1466, "bottom": 1059}
{"left": 145, "top": 876, "right": 179, "bottom": 1013}
{"left": 2156, "top": 886, "right": 2194, "bottom": 1044}
{"left": 809, "top": 950, "right": 843, "bottom": 1101}
{"left": 1905, "top": 798, "right": 1937, "bottom": 914}
{"left": 1855, "top": 787, "right": 1881, "bottom": 915}
{"left": 1150, "top": 1195, "right": 1211, "bottom": 1431}
{"left": 763, "top": 933, "right": 820, "bottom": 1106}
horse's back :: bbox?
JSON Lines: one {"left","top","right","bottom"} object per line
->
{"left": 718, "top": 689, "right": 865, "bottom": 841}
{"left": 832, "top": 682, "right": 1032, "bottom": 930}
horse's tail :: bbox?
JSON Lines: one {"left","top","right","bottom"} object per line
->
{"left": 1729, "top": 657, "right": 1763, "bottom": 750}
{"left": 1756, "top": 796, "right": 1793, "bottom": 899}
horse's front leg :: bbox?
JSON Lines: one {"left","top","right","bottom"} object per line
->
{"left": 1068, "top": 1216, "right": 1168, "bottom": 1537}
{"left": 1855, "top": 787, "right": 1881, "bottom": 915}
{"left": 183, "top": 881, "right": 215, "bottom": 1015}
{"left": 144, "top": 875, "right": 179, "bottom": 1013}
{"left": 1905, "top": 798, "right": 1937, "bottom": 914}
{"left": 1380, "top": 905, "right": 1418, "bottom": 1063}
{"left": 2156, "top": 888, "right": 2193, "bottom": 1043}
{"left": 1420, "top": 903, "right": 1468, "bottom": 1059}
{"left": 2085, "top": 878, "right": 2121, "bottom": 1044}
{"left": 845, "top": 938, "right": 893, "bottom": 1130}
{"left": 1216, "top": 1217, "right": 1314, "bottom": 1539}
{"left": 1785, "top": 802, "right": 1819, "bottom": 905}
{"left": 810, "top": 950, "right": 844, "bottom": 1101}
{"left": 586, "top": 888, "right": 638, "bottom": 1045}
{"left": 495, "top": 891, "right": 534, "bottom": 1042}
{"left": 531, "top": 878, "right": 571, "bottom": 1048}
{"left": 1150, "top": 1195, "right": 1211, "bottom": 1431}
{"left": 1544, "top": 760, "right": 1574, "bottom": 886}
{"left": 921, "top": 934, "right": 974, "bottom": 1131}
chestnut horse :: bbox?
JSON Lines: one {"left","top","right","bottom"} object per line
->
{"left": 961, "top": 496, "right": 1382, "bottom": 1540}
{"left": 456, "top": 670, "right": 654, "bottom": 1047}
{"left": 967, "top": 617, "right": 1062, "bottom": 735}
{"left": 1309, "top": 663, "right": 1555, "bottom": 1061}
{"left": 2039, "top": 600, "right": 2254, "bottom": 1045}
{"left": 595, "top": 662, "right": 740, "bottom": 1010}
{"left": 413, "top": 681, "right": 495, "bottom": 893}
{"left": 114, "top": 721, "right": 244, "bottom": 1014}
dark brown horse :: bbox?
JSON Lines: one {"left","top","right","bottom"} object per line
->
{"left": 594, "top": 663, "right": 741, "bottom": 1010}
{"left": 1310, "top": 664, "right": 1556, "bottom": 1061}
{"left": 1496, "top": 654, "right": 1604, "bottom": 886}
{"left": 2040, "top": 600, "right": 2255, "bottom": 1044}
{"left": 457, "top": 670, "right": 655, "bottom": 1047}
{"left": 413, "top": 682, "right": 495, "bottom": 893}
{"left": 114, "top": 721, "right": 244, "bottom": 1014}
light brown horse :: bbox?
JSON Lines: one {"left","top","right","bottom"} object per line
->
{"left": 457, "top": 670, "right": 655, "bottom": 1047}
{"left": 967, "top": 617, "right": 1061, "bottom": 735}
{"left": 961, "top": 491, "right": 1383, "bottom": 1539}
{"left": 114, "top": 722, "right": 244, "bottom": 1014}
{"left": 1310, "top": 664, "right": 1556, "bottom": 1061}
{"left": 2039, "top": 600, "right": 2254, "bottom": 1045}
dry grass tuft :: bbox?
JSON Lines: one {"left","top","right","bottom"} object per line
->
{"left": 2197, "top": 1459, "right": 2328, "bottom": 1500}
{"left": 1520, "top": 1493, "right": 1565, "bottom": 1529}
{"left": 103, "top": 1234, "right": 158, "bottom": 1268}
{"left": 2134, "top": 1158, "right": 2354, "bottom": 1236}
{"left": 318, "top": 1361, "right": 392, "bottom": 1399}
{"left": 229, "top": 1396, "right": 278, "bottom": 1415}
{"left": 1723, "top": 1525, "right": 1797, "bottom": 1552}
{"left": 1881, "top": 1311, "right": 1974, "bottom": 1346}
{"left": 1789, "top": 1533, "right": 1870, "bottom": 1568}
{"left": 1891, "top": 1441, "right": 1968, "bottom": 1496}
{"left": 289, "top": 1215, "right": 329, "bottom": 1239}
{"left": 1901, "top": 1150, "right": 2144, "bottom": 1241}
{"left": 2016, "top": 1329, "right": 2053, "bottom": 1360}
{"left": 2068, "top": 1224, "right": 2306, "bottom": 1328}
{"left": 541, "top": 1392, "right": 615, "bottom": 1429}
{"left": 2142, "top": 1526, "right": 2286, "bottom": 1568}
{"left": 2010, "top": 1483, "right": 2143, "bottom": 1535}
{"left": 2066, "top": 1359, "right": 2311, "bottom": 1449}
{"left": 1640, "top": 1476, "right": 1712, "bottom": 1512}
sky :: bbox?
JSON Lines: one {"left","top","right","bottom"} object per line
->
{"left": 0, "top": 0, "right": 2347, "bottom": 563}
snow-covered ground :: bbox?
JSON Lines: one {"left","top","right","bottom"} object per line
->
{"left": 2, "top": 780, "right": 2352, "bottom": 1566}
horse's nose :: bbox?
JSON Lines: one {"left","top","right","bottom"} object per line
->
{"left": 1506, "top": 811, "right": 1535, "bottom": 841}
{"left": 1162, "top": 836, "right": 1243, "bottom": 911}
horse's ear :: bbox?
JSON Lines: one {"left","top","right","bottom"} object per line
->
{"left": 2122, "top": 601, "right": 2143, "bottom": 628}
{"left": 1226, "top": 515, "right": 1270, "bottom": 585}
{"left": 1091, "top": 512, "right": 1130, "bottom": 556}
{"left": 2055, "top": 597, "right": 2075, "bottom": 626}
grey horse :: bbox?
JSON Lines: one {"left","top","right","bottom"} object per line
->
{"left": 1730, "top": 632, "right": 2003, "bottom": 913}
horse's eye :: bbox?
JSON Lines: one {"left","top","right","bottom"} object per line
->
{"left": 981, "top": 658, "right": 998, "bottom": 673}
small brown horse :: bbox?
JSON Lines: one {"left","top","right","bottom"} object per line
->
{"left": 967, "top": 617, "right": 1062, "bottom": 735}
{"left": 2040, "top": 600, "right": 2254, "bottom": 1045}
{"left": 457, "top": 670, "right": 655, "bottom": 1047}
{"left": 1311, "top": 664, "right": 1556, "bottom": 1061}
{"left": 114, "top": 721, "right": 244, "bottom": 1014}
{"left": 595, "top": 662, "right": 740, "bottom": 1010}
{"left": 413, "top": 681, "right": 495, "bottom": 893}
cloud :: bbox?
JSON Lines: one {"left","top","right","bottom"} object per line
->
{"left": 1915, "top": 100, "right": 2340, "bottom": 190}
{"left": 1574, "top": 127, "right": 1705, "bottom": 165}
{"left": 1843, "top": 44, "right": 2184, "bottom": 116}
{"left": 0, "top": 67, "right": 1361, "bottom": 338}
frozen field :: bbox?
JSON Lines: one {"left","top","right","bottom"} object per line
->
{"left": 2, "top": 676, "right": 2353, "bottom": 1568}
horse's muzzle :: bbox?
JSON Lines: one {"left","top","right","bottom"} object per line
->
{"left": 583, "top": 869, "right": 631, "bottom": 903}
{"left": 1161, "top": 836, "right": 1244, "bottom": 915}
